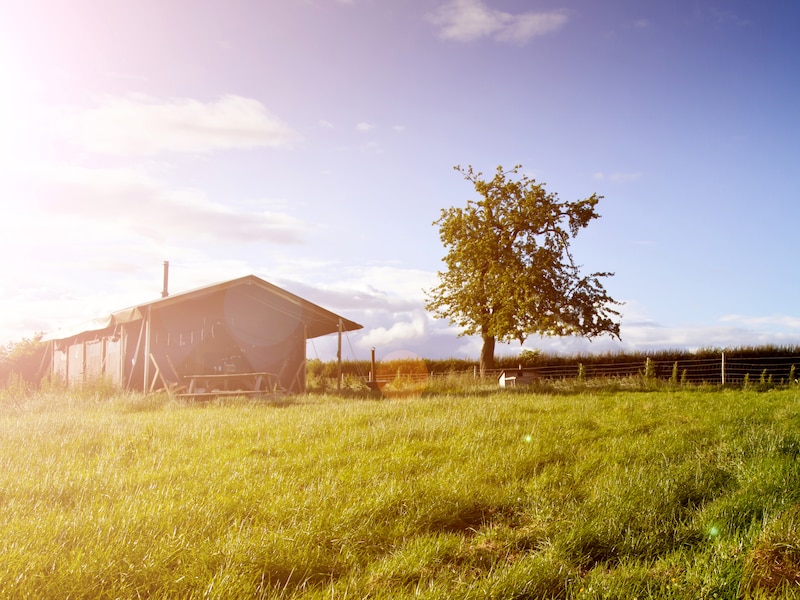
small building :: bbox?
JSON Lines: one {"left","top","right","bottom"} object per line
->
{"left": 498, "top": 368, "right": 538, "bottom": 388}
{"left": 43, "top": 275, "right": 362, "bottom": 395}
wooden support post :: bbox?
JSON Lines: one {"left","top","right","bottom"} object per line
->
{"left": 127, "top": 318, "right": 146, "bottom": 390}
{"left": 148, "top": 353, "right": 171, "bottom": 395}
{"left": 143, "top": 306, "right": 152, "bottom": 391}
{"left": 337, "top": 318, "right": 343, "bottom": 392}
{"left": 721, "top": 351, "right": 726, "bottom": 386}
{"left": 38, "top": 340, "right": 52, "bottom": 383}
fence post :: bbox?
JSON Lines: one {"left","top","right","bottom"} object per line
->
{"left": 721, "top": 351, "right": 725, "bottom": 386}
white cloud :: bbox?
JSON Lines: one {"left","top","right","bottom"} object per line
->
{"left": 360, "top": 141, "right": 383, "bottom": 154}
{"left": 34, "top": 165, "right": 309, "bottom": 244}
{"left": 359, "top": 310, "right": 431, "bottom": 348}
{"left": 279, "top": 266, "right": 441, "bottom": 359}
{"left": 496, "top": 11, "right": 570, "bottom": 44}
{"left": 702, "top": 7, "right": 750, "bottom": 29}
{"left": 355, "top": 122, "right": 375, "bottom": 132}
{"left": 719, "top": 314, "right": 800, "bottom": 330}
{"left": 61, "top": 94, "right": 301, "bottom": 156}
{"left": 284, "top": 265, "right": 435, "bottom": 313}
{"left": 429, "top": 0, "right": 568, "bottom": 44}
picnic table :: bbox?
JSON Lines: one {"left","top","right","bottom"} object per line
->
{"left": 178, "top": 371, "right": 280, "bottom": 399}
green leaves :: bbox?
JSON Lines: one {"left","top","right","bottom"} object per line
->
{"left": 425, "top": 165, "right": 621, "bottom": 370}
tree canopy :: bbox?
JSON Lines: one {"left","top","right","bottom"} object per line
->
{"left": 425, "top": 165, "right": 621, "bottom": 374}
{"left": 0, "top": 335, "right": 46, "bottom": 389}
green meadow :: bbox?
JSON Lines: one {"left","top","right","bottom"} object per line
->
{"left": 1, "top": 385, "right": 800, "bottom": 599}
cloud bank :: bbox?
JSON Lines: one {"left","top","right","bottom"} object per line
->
{"left": 62, "top": 94, "right": 301, "bottom": 156}
{"left": 35, "top": 166, "right": 307, "bottom": 244}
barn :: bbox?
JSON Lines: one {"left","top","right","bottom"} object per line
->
{"left": 43, "top": 274, "right": 363, "bottom": 395}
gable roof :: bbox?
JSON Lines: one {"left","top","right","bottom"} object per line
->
{"left": 44, "top": 275, "right": 363, "bottom": 341}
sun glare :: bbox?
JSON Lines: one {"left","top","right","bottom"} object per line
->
{"left": 0, "top": 66, "right": 25, "bottom": 164}
{"left": 0, "top": 49, "right": 42, "bottom": 168}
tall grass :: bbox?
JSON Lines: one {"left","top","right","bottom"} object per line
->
{"left": 1, "top": 388, "right": 799, "bottom": 598}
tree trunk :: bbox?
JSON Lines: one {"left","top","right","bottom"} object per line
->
{"left": 479, "top": 334, "right": 496, "bottom": 378}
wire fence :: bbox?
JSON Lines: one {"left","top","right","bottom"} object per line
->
{"left": 429, "top": 353, "right": 800, "bottom": 386}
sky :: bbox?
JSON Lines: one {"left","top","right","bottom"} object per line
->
{"left": 2, "top": 0, "right": 800, "bottom": 363}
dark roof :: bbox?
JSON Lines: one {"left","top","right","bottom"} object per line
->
{"left": 44, "top": 275, "right": 363, "bottom": 341}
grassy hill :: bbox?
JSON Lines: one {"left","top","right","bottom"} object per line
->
{"left": 1, "top": 386, "right": 799, "bottom": 598}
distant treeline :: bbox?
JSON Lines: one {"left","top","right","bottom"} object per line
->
{"left": 309, "top": 345, "right": 800, "bottom": 385}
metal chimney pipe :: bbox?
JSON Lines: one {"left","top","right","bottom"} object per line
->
{"left": 161, "top": 261, "right": 169, "bottom": 298}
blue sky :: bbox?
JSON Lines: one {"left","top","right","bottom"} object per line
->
{"left": 2, "top": 0, "right": 800, "bottom": 362}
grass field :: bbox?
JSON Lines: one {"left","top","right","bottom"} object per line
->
{"left": 1, "top": 385, "right": 800, "bottom": 598}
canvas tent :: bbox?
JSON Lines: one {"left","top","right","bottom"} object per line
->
{"left": 44, "top": 275, "right": 363, "bottom": 394}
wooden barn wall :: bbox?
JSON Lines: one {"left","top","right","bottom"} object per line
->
{"left": 51, "top": 285, "right": 325, "bottom": 394}
{"left": 67, "top": 343, "right": 84, "bottom": 386}
{"left": 52, "top": 348, "right": 67, "bottom": 382}
{"left": 53, "top": 333, "right": 125, "bottom": 387}
{"left": 85, "top": 340, "right": 103, "bottom": 380}
{"left": 105, "top": 337, "right": 123, "bottom": 385}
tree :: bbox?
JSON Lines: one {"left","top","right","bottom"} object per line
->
{"left": 0, "top": 335, "right": 46, "bottom": 389}
{"left": 425, "top": 165, "right": 621, "bottom": 375}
